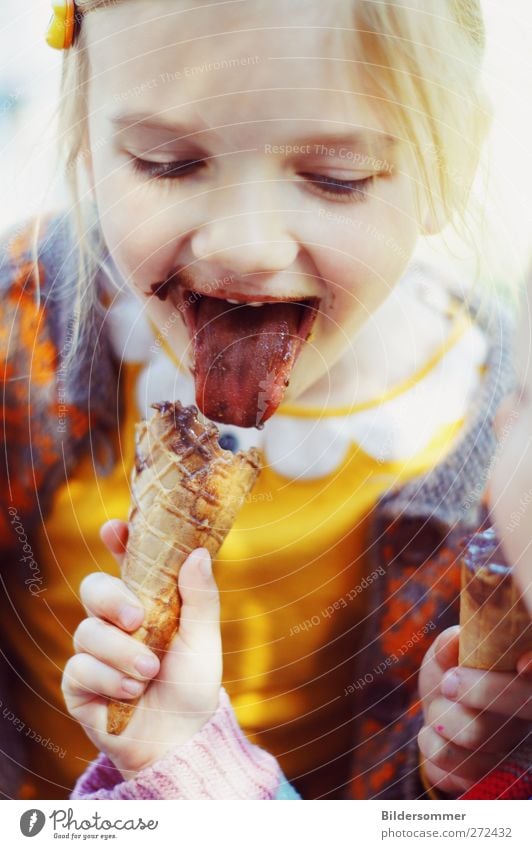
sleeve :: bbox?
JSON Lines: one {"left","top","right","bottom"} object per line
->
{"left": 0, "top": 213, "right": 81, "bottom": 552}
{"left": 349, "top": 517, "right": 463, "bottom": 800}
{"left": 0, "top": 214, "right": 57, "bottom": 546}
{"left": 460, "top": 741, "right": 532, "bottom": 800}
{"left": 71, "top": 688, "right": 301, "bottom": 800}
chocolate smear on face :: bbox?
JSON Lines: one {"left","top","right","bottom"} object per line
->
{"left": 149, "top": 279, "right": 175, "bottom": 301}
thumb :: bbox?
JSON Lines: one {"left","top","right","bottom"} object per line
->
{"left": 177, "top": 549, "right": 221, "bottom": 650}
{"left": 432, "top": 625, "right": 460, "bottom": 670}
{"left": 420, "top": 625, "right": 460, "bottom": 707}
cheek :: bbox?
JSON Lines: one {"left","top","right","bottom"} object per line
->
{"left": 95, "top": 196, "right": 182, "bottom": 292}
{"left": 91, "top": 152, "right": 186, "bottom": 284}
{"left": 312, "top": 211, "right": 419, "bottom": 319}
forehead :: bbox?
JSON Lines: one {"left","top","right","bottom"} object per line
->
{"left": 85, "top": 0, "right": 385, "bottom": 137}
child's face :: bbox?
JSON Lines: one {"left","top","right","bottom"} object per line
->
{"left": 84, "top": 0, "right": 426, "bottom": 424}
{"left": 490, "top": 279, "right": 532, "bottom": 614}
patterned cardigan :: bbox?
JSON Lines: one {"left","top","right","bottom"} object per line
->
{"left": 0, "top": 211, "right": 526, "bottom": 800}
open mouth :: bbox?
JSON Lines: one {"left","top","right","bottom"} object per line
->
{"left": 172, "top": 287, "right": 319, "bottom": 428}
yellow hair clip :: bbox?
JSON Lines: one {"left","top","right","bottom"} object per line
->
{"left": 46, "top": 0, "right": 77, "bottom": 51}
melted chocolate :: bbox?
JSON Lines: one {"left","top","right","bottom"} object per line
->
{"left": 152, "top": 402, "right": 213, "bottom": 459}
{"left": 148, "top": 279, "right": 176, "bottom": 301}
{"left": 152, "top": 401, "right": 176, "bottom": 415}
{"left": 135, "top": 450, "right": 149, "bottom": 474}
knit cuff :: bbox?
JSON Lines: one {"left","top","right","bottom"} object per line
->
{"left": 460, "top": 742, "right": 532, "bottom": 800}
{"left": 71, "top": 688, "right": 284, "bottom": 800}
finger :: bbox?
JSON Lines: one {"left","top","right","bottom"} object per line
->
{"left": 80, "top": 572, "right": 144, "bottom": 631}
{"left": 73, "top": 618, "right": 160, "bottom": 681}
{"left": 99, "top": 520, "right": 129, "bottom": 568}
{"left": 177, "top": 549, "right": 221, "bottom": 652}
{"left": 62, "top": 653, "right": 147, "bottom": 706}
{"left": 422, "top": 759, "right": 473, "bottom": 794}
{"left": 517, "top": 652, "right": 532, "bottom": 676}
{"left": 418, "top": 725, "right": 500, "bottom": 782}
{"left": 426, "top": 696, "right": 530, "bottom": 754}
{"left": 441, "top": 667, "right": 532, "bottom": 719}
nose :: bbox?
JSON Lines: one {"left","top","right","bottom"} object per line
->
{"left": 190, "top": 183, "right": 299, "bottom": 275}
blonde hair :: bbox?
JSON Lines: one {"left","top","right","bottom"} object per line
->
{"left": 42, "top": 0, "right": 489, "bottom": 366}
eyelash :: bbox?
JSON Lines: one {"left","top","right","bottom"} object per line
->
{"left": 129, "top": 156, "right": 375, "bottom": 202}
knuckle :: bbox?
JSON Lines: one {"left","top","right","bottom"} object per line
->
{"left": 432, "top": 743, "right": 457, "bottom": 770}
{"left": 73, "top": 616, "right": 105, "bottom": 652}
{"left": 206, "top": 587, "right": 221, "bottom": 612}
{"left": 62, "top": 654, "right": 87, "bottom": 695}
{"left": 426, "top": 697, "right": 448, "bottom": 725}
{"left": 61, "top": 657, "right": 77, "bottom": 692}
{"left": 449, "top": 724, "right": 479, "bottom": 752}
{"left": 417, "top": 725, "right": 433, "bottom": 759}
{"left": 72, "top": 620, "right": 89, "bottom": 652}
{"left": 79, "top": 571, "right": 104, "bottom": 601}
{"left": 421, "top": 726, "right": 459, "bottom": 770}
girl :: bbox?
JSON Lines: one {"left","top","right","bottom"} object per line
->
{"left": 1, "top": 0, "right": 530, "bottom": 800}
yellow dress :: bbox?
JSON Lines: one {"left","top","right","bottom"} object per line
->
{"left": 9, "top": 315, "right": 479, "bottom": 799}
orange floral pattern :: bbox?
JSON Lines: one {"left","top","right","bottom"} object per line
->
{"left": 0, "top": 216, "right": 91, "bottom": 544}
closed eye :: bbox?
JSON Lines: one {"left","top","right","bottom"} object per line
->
{"left": 299, "top": 172, "right": 375, "bottom": 202}
{"left": 130, "top": 156, "right": 206, "bottom": 179}
{"left": 129, "top": 155, "right": 376, "bottom": 203}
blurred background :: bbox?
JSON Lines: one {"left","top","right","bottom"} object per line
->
{"left": 1, "top": 0, "right": 531, "bottom": 291}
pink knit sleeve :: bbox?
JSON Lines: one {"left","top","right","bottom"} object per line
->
{"left": 71, "top": 688, "right": 289, "bottom": 800}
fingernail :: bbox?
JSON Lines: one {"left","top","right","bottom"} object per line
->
{"left": 135, "top": 655, "right": 159, "bottom": 677}
{"left": 198, "top": 549, "right": 212, "bottom": 579}
{"left": 517, "top": 654, "right": 532, "bottom": 675}
{"left": 120, "top": 605, "right": 142, "bottom": 629}
{"left": 441, "top": 670, "right": 460, "bottom": 699}
{"left": 122, "top": 678, "right": 143, "bottom": 696}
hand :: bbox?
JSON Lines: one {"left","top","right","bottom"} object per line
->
{"left": 418, "top": 626, "right": 532, "bottom": 795}
{"left": 62, "top": 519, "right": 222, "bottom": 780}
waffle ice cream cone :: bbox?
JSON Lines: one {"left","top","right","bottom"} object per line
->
{"left": 107, "top": 402, "right": 260, "bottom": 735}
{"left": 459, "top": 529, "right": 532, "bottom": 671}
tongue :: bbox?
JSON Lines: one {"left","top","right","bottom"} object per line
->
{"left": 193, "top": 298, "right": 306, "bottom": 428}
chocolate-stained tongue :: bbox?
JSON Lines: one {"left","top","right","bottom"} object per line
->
{"left": 193, "top": 297, "right": 309, "bottom": 428}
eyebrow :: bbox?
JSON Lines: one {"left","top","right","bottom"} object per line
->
{"left": 109, "top": 112, "right": 397, "bottom": 150}
{"left": 110, "top": 113, "right": 212, "bottom": 138}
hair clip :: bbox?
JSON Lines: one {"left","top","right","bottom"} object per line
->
{"left": 46, "top": 0, "right": 77, "bottom": 51}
